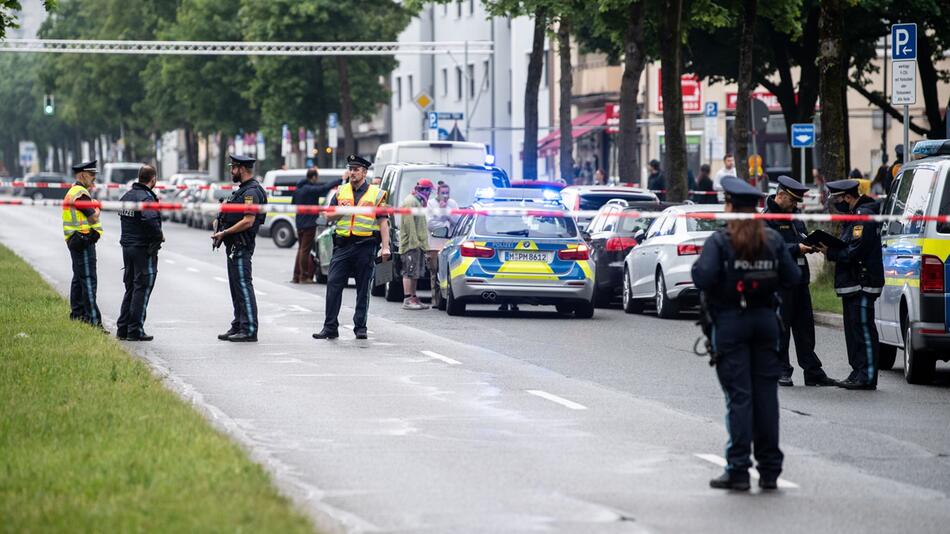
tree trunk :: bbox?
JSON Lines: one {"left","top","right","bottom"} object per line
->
{"left": 336, "top": 56, "right": 355, "bottom": 158}
{"left": 734, "top": 0, "right": 757, "bottom": 182}
{"left": 916, "top": 26, "right": 946, "bottom": 138}
{"left": 817, "top": 0, "right": 847, "bottom": 184}
{"left": 557, "top": 20, "right": 573, "bottom": 184}
{"left": 318, "top": 120, "right": 329, "bottom": 168}
{"left": 523, "top": 8, "right": 546, "bottom": 180}
{"left": 618, "top": 1, "right": 646, "bottom": 185}
{"left": 658, "top": 0, "right": 687, "bottom": 202}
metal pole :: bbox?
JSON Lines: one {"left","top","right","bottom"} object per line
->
{"left": 800, "top": 147, "right": 806, "bottom": 184}
{"left": 903, "top": 104, "right": 910, "bottom": 160}
{"left": 464, "top": 40, "right": 469, "bottom": 139}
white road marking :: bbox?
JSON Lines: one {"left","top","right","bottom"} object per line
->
{"left": 256, "top": 290, "right": 267, "bottom": 296}
{"left": 213, "top": 276, "right": 228, "bottom": 283}
{"left": 525, "top": 390, "right": 588, "bottom": 410}
{"left": 288, "top": 304, "right": 312, "bottom": 313}
{"left": 164, "top": 259, "right": 176, "bottom": 265}
{"left": 693, "top": 453, "right": 799, "bottom": 489}
{"left": 421, "top": 350, "right": 462, "bottom": 365}
{"left": 187, "top": 267, "right": 200, "bottom": 273}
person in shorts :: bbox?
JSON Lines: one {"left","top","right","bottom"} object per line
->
{"left": 399, "top": 179, "right": 434, "bottom": 310}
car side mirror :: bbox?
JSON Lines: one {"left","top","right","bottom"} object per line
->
{"left": 634, "top": 229, "right": 646, "bottom": 243}
{"left": 431, "top": 226, "right": 450, "bottom": 239}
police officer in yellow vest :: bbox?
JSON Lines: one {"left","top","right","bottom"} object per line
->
{"left": 314, "top": 155, "right": 391, "bottom": 340}
{"left": 63, "top": 160, "right": 104, "bottom": 328}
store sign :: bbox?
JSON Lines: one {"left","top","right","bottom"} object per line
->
{"left": 657, "top": 73, "right": 703, "bottom": 114}
{"left": 726, "top": 91, "right": 782, "bottom": 111}
{"left": 605, "top": 103, "right": 620, "bottom": 134}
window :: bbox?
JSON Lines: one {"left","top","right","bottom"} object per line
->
{"left": 483, "top": 60, "right": 490, "bottom": 89}
{"left": 395, "top": 76, "right": 402, "bottom": 108}
{"left": 587, "top": 208, "right": 611, "bottom": 233}
{"left": 441, "top": 68, "right": 448, "bottom": 97}
{"left": 647, "top": 216, "right": 666, "bottom": 239}
{"left": 894, "top": 167, "right": 937, "bottom": 235}
{"left": 408, "top": 75, "right": 414, "bottom": 100}
{"left": 469, "top": 0, "right": 474, "bottom": 15}
{"left": 455, "top": 67, "right": 463, "bottom": 100}
{"left": 456, "top": 0, "right": 462, "bottom": 17}
{"left": 937, "top": 169, "right": 950, "bottom": 234}
{"left": 477, "top": 214, "right": 578, "bottom": 239}
{"left": 468, "top": 64, "right": 475, "bottom": 98}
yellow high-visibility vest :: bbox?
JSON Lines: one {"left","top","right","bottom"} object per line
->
{"left": 62, "top": 184, "right": 103, "bottom": 241}
{"left": 335, "top": 182, "right": 386, "bottom": 238}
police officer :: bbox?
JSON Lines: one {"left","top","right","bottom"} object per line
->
{"left": 313, "top": 155, "right": 391, "bottom": 340}
{"left": 762, "top": 176, "right": 838, "bottom": 387}
{"left": 63, "top": 160, "right": 104, "bottom": 330}
{"left": 212, "top": 154, "right": 267, "bottom": 342}
{"left": 819, "top": 179, "right": 884, "bottom": 390}
{"left": 116, "top": 165, "right": 163, "bottom": 341}
{"left": 691, "top": 177, "right": 800, "bottom": 491}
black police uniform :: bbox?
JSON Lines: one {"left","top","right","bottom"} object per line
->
{"left": 691, "top": 177, "right": 800, "bottom": 490}
{"left": 825, "top": 180, "right": 884, "bottom": 389}
{"left": 66, "top": 160, "right": 102, "bottom": 327}
{"left": 220, "top": 174, "right": 267, "bottom": 340}
{"left": 116, "top": 182, "right": 163, "bottom": 340}
{"left": 762, "top": 180, "right": 833, "bottom": 386}
{"left": 319, "top": 179, "right": 387, "bottom": 338}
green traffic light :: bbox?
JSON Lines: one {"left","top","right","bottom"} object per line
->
{"left": 44, "top": 105, "right": 54, "bottom": 115}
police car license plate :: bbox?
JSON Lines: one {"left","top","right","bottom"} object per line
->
{"left": 505, "top": 251, "right": 552, "bottom": 262}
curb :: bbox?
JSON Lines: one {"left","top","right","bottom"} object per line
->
{"left": 814, "top": 311, "right": 843, "bottom": 329}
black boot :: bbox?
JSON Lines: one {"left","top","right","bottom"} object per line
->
{"left": 709, "top": 472, "right": 750, "bottom": 491}
{"left": 759, "top": 478, "right": 778, "bottom": 490}
{"left": 312, "top": 329, "right": 339, "bottom": 340}
{"left": 126, "top": 333, "right": 154, "bottom": 342}
{"left": 218, "top": 328, "right": 238, "bottom": 341}
{"left": 227, "top": 332, "right": 258, "bottom": 342}
{"left": 805, "top": 374, "right": 838, "bottom": 387}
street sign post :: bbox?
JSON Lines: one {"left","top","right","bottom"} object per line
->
{"left": 327, "top": 113, "right": 338, "bottom": 167}
{"left": 791, "top": 123, "right": 816, "bottom": 183}
{"left": 891, "top": 23, "right": 917, "bottom": 160}
{"left": 704, "top": 102, "right": 718, "bottom": 164}
{"left": 427, "top": 112, "right": 439, "bottom": 141}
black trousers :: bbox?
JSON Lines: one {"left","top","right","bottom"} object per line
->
{"left": 116, "top": 247, "right": 158, "bottom": 337}
{"left": 323, "top": 241, "right": 376, "bottom": 333}
{"left": 778, "top": 284, "right": 825, "bottom": 379}
{"left": 227, "top": 247, "right": 258, "bottom": 335}
{"left": 69, "top": 243, "right": 101, "bottom": 326}
{"left": 713, "top": 308, "right": 784, "bottom": 481}
{"left": 841, "top": 292, "right": 880, "bottom": 385}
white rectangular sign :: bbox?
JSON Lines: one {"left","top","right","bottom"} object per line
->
{"left": 891, "top": 60, "right": 916, "bottom": 105}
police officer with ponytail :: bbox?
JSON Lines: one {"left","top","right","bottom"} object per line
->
{"left": 691, "top": 177, "right": 800, "bottom": 492}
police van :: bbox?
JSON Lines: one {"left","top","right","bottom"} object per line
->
{"left": 876, "top": 139, "right": 950, "bottom": 384}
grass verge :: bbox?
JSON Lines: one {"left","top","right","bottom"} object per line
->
{"left": 0, "top": 243, "right": 314, "bottom": 532}
{"left": 810, "top": 265, "right": 843, "bottom": 315}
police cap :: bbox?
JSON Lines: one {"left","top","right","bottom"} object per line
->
{"left": 721, "top": 177, "right": 764, "bottom": 208}
{"left": 228, "top": 153, "right": 256, "bottom": 169}
{"left": 776, "top": 175, "right": 808, "bottom": 201}
{"left": 71, "top": 160, "right": 98, "bottom": 174}
{"left": 826, "top": 179, "right": 860, "bottom": 197}
{"left": 346, "top": 154, "right": 371, "bottom": 169}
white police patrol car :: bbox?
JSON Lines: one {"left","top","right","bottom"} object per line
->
{"left": 433, "top": 188, "right": 595, "bottom": 317}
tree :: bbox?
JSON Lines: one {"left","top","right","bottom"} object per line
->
{"left": 817, "top": 0, "right": 847, "bottom": 182}
{"left": 0, "top": 0, "right": 56, "bottom": 40}
{"left": 658, "top": 0, "right": 688, "bottom": 201}
{"left": 523, "top": 7, "right": 547, "bottom": 180}
{"left": 733, "top": 0, "right": 757, "bottom": 181}
{"left": 556, "top": 17, "right": 573, "bottom": 183}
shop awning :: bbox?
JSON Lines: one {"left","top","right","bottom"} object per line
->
{"left": 536, "top": 111, "right": 606, "bottom": 158}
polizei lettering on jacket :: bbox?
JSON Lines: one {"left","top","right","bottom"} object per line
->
{"left": 733, "top": 259, "right": 776, "bottom": 270}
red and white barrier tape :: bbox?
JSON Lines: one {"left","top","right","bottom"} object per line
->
{"left": 0, "top": 197, "right": 941, "bottom": 224}
{"left": 0, "top": 180, "right": 298, "bottom": 192}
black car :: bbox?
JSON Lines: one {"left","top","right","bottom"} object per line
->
{"left": 559, "top": 185, "right": 659, "bottom": 231}
{"left": 18, "top": 173, "right": 70, "bottom": 200}
{"left": 585, "top": 200, "right": 677, "bottom": 307}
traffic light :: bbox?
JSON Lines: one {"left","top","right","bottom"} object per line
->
{"left": 43, "top": 94, "right": 54, "bottom": 115}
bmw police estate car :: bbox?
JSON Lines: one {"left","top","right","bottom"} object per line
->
{"left": 877, "top": 139, "right": 950, "bottom": 384}
{"left": 433, "top": 188, "right": 595, "bottom": 317}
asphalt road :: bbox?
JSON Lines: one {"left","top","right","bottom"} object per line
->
{"left": 3, "top": 203, "right": 950, "bottom": 534}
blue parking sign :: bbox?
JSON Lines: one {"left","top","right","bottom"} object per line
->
{"left": 428, "top": 112, "right": 439, "bottom": 129}
{"left": 892, "top": 23, "right": 917, "bottom": 61}
{"left": 704, "top": 102, "right": 718, "bottom": 118}
{"left": 790, "top": 123, "right": 815, "bottom": 149}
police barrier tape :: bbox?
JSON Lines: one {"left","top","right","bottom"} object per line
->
{"left": 0, "top": 196, "right": 945, "bottom": 224}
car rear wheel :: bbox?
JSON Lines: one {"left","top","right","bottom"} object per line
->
{"left": 878, "top": 342, "right": 898, "bottom": 371}
{"left": 31, "top": 192, "right": 44, "bottom": 201}
{"left": 271, "top": 221, "right": 296, "bottom": 248}
{"left": 555, "top": 303, "right": 573, "bottom": 315}
{"left": 655, "top": 270, "right": 679, "bottom": 319}
{"left": 622, "top": 268, "right": 643, "bottom": 314}
{"left": 573, "top": 300, "right": 595, "bottom": 319}
{"left": 904, "top": 325, "right": 936, "bottom": 384}
{"left": 446, "top": 284, "right": 465, "bottom": 316}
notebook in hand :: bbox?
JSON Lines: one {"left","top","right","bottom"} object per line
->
{"left": 802, "top": 229, "right": 846, "bottom": 249}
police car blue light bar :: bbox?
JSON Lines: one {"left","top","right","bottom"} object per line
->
{"left": 542, "top": 189, "right": 561, "bottom": 202}
{"left": 911, "top": 139, "right": 950, "bottom": 157}
{"left": 475, "top": 188, "right": 496, "bottom": 200}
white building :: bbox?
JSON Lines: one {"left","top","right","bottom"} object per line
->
{"left": 389, "top": 2, "right": 553, "bottom": 180}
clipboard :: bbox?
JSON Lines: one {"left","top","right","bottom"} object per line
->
{"left": 802, "top": 229, "right": 846, "bottom": 249}
{"left": 374, "top": 256, "right": 395, "bottom": 286}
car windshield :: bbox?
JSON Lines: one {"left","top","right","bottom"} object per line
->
{"left": 397, "top": 168, "right": 499, "bottom": 207}
{"left": 577, "top": 192, "right": 655, "bottom": 211}
{"left": 110, "top": 168, "right": 139, "bottom": 184}
{"left": 476, "top": 212, "right": 578, "bottom": 239}
{"left": 619, "top": 214, "right": 656, "bottom": 234}
{"left": 685, "top": 215, "right": 726, "bottom": 232}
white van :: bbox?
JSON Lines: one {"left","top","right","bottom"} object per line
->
{"left": 373, "top": 141, "right": 488, "bottom": 177}
{"left": 99, "top": 162, "right": 142, "bottom": 200}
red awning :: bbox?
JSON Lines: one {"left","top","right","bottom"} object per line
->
{"left": 535, "top": 111, "right": 606, "bottom": 158}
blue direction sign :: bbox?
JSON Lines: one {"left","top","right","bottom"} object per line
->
{"left": 437, "top": 112, "right": 464, "bottom": 120}
{"left": 328, "top": 112, "right": 338, "bottom": 128}
{"left": 704, "top": 102, "right": 718, "bottom": 118}
{"left": 790, "top": 123, "right": 815, "bottom": 149}
{"left": 892, "top": 23, "right": 917, "bottom": 61}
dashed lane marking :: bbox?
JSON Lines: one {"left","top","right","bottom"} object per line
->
{"left": 256, "top": 290, "right": 268, "bottom": 296}
{"left": 525, "top": 390, "right": 588, "bottom": 410}
{"left": 421, "top": 350, "right": 462, "bottom": 365}
{"left": 213, "top": 276, "right": 227, "bottom": 283}
{"left": 693, "top": 453, "right": 799, "bottom": 489}
{"left": 288, "top": 304, "right": 312, "bottom": 313}
{"left": 164, "top": 259, "right": 176, "bottom": 265}
{"left": 187, "top": 267, "right": 200, "bottom": 273}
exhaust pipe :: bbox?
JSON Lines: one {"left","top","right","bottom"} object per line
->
{"left": 481, "top": 291, "right": 497, "bottom": 302}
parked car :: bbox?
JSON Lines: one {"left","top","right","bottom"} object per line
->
{"left": 435, "top": 188, "right": 595, "bottom": 317}
{"left": 188, "top": 185, "right": 232, "bottom": 230}
{"left": 18, "top": 172, "right": 70, "bottom": 200}
{"left": 585, "top": 200, "right": 677, "bottom": 306}
{"left": 373, "top": 140, "right": 489, "bottom": 178}
{"left": 559, "top": 185, "right": 659, "bottom": 231}
{"left": 98, "top": 163, "right": 142, "bottom": 200}
{"left": 875, "top": 139, "right": 950, "bottom": 384}
{"left": 621, "top": 204, "right": 726, "bottom": 318}
{"left": 260, "top": 168, "right": 348, "bottom": 248}
{"left": 311, "top": 187, "right": 341, "bottom": 284}
{"left": 373, "top": 162, "right": 510, "bottom": 301}
{"left": 169, "top": 178, "right": 210, "bottom": 224}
